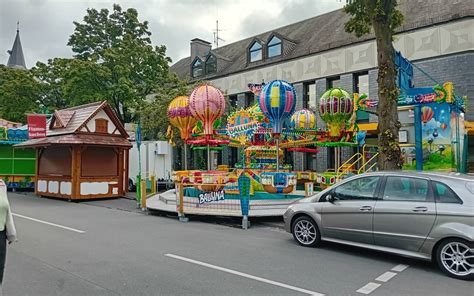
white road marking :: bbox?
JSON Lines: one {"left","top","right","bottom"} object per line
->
{"left": 356, "top": 264, "right": 409, "bottom": 294}
{"left": 356, "top": 282, "right": 381, "bottom": 295}
{"left": 391, "top": 264, "right": 409, "bottom": 272}
{"left": 165, "top": 253, "right": 325, "bottom": 296}
{"left": 12, "top": 213, "right": 85, "bottom": 233}
{"left": 375, "top": 271, "right": 397, "bottom": 283}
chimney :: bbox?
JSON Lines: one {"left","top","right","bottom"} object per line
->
{"left": 190, "top": 38, "right": 211, "bottom": 59}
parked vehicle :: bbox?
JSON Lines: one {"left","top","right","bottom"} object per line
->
{"left": 284, "top": 171, "right": 474, "bottom": 280}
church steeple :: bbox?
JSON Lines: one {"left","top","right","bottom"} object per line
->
{"left": 7, "top": 21, "right": 27, "bottom": 69}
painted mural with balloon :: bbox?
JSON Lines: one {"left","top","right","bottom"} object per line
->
{"left": 416, "top": 102, "right": 457, "bottom": 170}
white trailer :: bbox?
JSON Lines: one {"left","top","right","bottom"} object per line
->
{"left": 128, "top": 141, "right": 173, "bottom": 191}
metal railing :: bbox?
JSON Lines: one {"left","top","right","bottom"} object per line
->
{"left": 336, "top": 152, "right": 363, "bottom": 180}
{"left": 358, "top": 153, "right": 379, "bottom": 174}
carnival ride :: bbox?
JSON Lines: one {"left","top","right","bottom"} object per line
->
{"left": 164, "top": 79, "right": 383, "bottom": 222}
{"left": 162, "top": 51, "right": 466, "bottom": 222}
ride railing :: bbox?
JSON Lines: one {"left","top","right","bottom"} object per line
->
{"left": 172, "top": 170, "right": 244, "bottom": 216}
{"left": 358, "top": 153, "right": 379, "bottom": 174}
{"left": 336, "top": 153, "right": 363, "bottom": 181}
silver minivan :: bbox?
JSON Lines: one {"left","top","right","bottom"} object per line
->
{"left": 283, "top": 171, "right": 474, "bottom": 280}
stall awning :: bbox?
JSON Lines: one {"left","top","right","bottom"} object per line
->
{"left": 349, "top": 122, "right": 378, "bottom": 134}
{"left": 14, "top": 134, "right": 132, "bottom": 148}
{"left": 465, "top": 121, "right": 474, "bottom": 135}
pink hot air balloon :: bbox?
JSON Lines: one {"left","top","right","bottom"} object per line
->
{"left": 189, "top": 84, "right": 226, "bottom": 135}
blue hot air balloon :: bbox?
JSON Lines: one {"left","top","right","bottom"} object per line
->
{"left": 259, "top": 80, "right": 297, "bottom": 136}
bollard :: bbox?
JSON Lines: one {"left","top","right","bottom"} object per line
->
{"left": 151, "top": 175, "right": 156, "bottom": 194}
{"left": 238, "top": 173, "right": 251, "bottom": 229}
{"left": 140, "top": 180, "right": 146, "bottom": 211}
{"left": 175, "top": 182, "right": 188, "bottom": 222}
{"left": 136, "top": 174, "right": 141, "bottom": 208}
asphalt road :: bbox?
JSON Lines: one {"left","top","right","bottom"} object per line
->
{"left": 3, "top": 192, "right": 473, "bottom": 296}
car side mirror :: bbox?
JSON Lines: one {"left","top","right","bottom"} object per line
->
{"left": 326, "top": 194, "right": 335, "bottom": 203}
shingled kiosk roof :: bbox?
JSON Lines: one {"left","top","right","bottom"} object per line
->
{"left": 171, "top": 0, "right": 473, "bottom": 80}
{"left": 16, "top": 101, "right": 131, "bottom": 148}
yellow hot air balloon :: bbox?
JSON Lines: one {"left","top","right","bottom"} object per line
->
{"left": 167, "top": 96, "right": 198, "bottom": 140}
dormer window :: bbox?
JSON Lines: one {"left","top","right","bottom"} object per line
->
{"left": 95, "top": 119, "right": 108, "bottom": 133}
{"left": 267, "top": 36, "right": 282, "bottom": 58}
{"left": 53, "top": 119, "right": 63, "bottom": 129}
{"left": 249, "top": 42, "right": 262, "bottom": 62}
{"left": 205, "top": 55, "right": 217, "bottom": 74}
{"left": 192, "top": 58, "right": 203, "bottom": 77}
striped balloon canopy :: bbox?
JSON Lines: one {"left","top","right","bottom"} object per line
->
{"left": 189, "top": 84, "right": 226, "bottom": 135}
{"left": 167, "top": 96, "right": 197, "bottom": 140}
{"left": 290, "top": 109, "right": 316, "bottom": 129}
{"left": 319, "top": 88, "right": 354, "bottom": 137}
{"left": 259, "top": 80, "right": 296, "bottom": 135}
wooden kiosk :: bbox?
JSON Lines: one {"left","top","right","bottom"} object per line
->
{"left": 16, "top": 101, "right": 132, "bottom": 200}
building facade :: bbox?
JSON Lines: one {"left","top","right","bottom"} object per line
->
{"left": 171, "top": 0, "right": 474, "bottom": 172}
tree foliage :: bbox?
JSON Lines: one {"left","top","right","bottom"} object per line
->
{"left": 344, "top": 0, "right": 404, "bottom": 170}
{"left": 344, "top": 0, "right": 403, "bottom": 37}
{"left": 68, "top": 4, "right": 151, "bottom": 61}
{"left": 31, "top": 58, "right": 71, "bottom": 112}
{"left": 66, "top": 4, "right": 172, "bottom": 123}
{"left": 141, "top": 75, "right": 198, "bottom": 143}
{"left": 0, "top": 65, "right": 40, "bottom": 122}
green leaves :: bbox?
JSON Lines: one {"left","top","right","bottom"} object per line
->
{"left": 68, "top": 4, "right": 152, "bottom": 61}
{"left": 1, "top": 3, "right": 180, "bottom": 135}
{"left": 344, "top": 0, "right": 403, "bottom": 38}
{"left": 66, "top": 3, "right": 173, "bottom": 123}
{"left": 0, "top": 65, "right": 40, "bottom": 122}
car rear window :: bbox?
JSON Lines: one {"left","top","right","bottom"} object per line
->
{"left": 433, "top": 181, "right": 462, "bottom": 204}
{"left": 466, "top": 182, "right": 474, "bottom": 194}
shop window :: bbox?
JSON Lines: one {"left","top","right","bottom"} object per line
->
{"left": 303, "top": 82, "right": 317, "bottom": 110}
{"left": 354, "top": 72, "right": 370, "bottom": 123}
{"left": 327, "top": 76, "right": 341, "bottom": 89}
{"left": 245, "top": 92, "right": 255, "bottom": 108}
{"left": 95, "top": 119, "right": 108, "bottom": 134}
{"left": 205, "top": 55, "right": 217, "bottom": 74}
{"left": 230, "top": 147, "right": 239, "bottom": 168}
{"left": 191, "top": 58, "right": 203, "bottom": 78}
{"left": 228, "top": 95, "right": 238, "bottom": 108}
{"left": 267, "top": 36, "right": 282, "bottom": 58}
{"left": 249, "top": 42, "right": 262, "bottom": 62}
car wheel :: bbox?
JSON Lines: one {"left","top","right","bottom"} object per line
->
{"left": 292, "top": 216, "right": 321, "bottom": 247}
{"left": 436, "top": 238, "right": 474, "bottom": 280}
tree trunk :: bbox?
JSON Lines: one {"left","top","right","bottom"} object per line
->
{"left": 372, "top": 2, "right": 402, "bottom": 170}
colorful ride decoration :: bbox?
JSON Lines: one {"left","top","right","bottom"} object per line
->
{"left": 319, "top": 88, "right": 354, "bottom": 137}
{"left": 290, "top": 109, "right": 316, "bottom": 130}
{"left": 260, "top": 172, "right": 297, "bottom": 194}
{"left": 167, "top": 96, "right": 198, "bottom": 141}
{"left": 355, "top": 93, "right": 378, "bottom": 110}
{"left": 259, "top": 80, "right": 296, "bottom": 136}
{"left": 241, "top": 146, "right": 285, "bottom": 170}
{"left": 189, "top": 84, "right": 226, "bottom": 135}
{"left": 188, "top": 170, "right": 229, "bottom": 192}
{"left": 227, "top": 105, "right": 266, "bottom": 146}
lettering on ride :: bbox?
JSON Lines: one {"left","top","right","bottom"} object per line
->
{"left": 199, "top": 189, "right": 225, "bottom": 204}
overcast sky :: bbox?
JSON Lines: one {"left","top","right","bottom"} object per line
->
{"left": 1, "top": 0, "right": 344, "bottom": 68}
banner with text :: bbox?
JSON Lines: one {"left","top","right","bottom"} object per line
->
{"left": 27, "top": 114, "right": 47, "bottom": 138}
